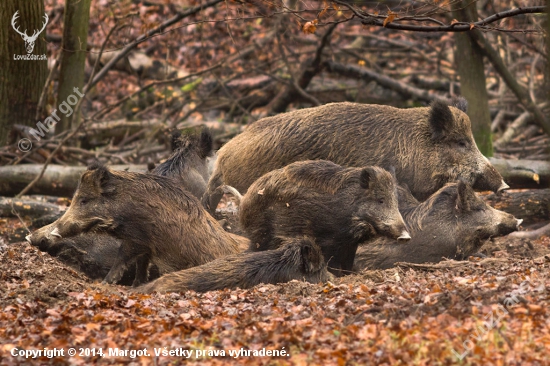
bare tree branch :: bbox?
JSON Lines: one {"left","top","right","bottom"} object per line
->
{"left": 333, "top": 2, "right": 545, "bottom": 32}
{"left": 87, "top": 0, "right": 223, "bottom": 91}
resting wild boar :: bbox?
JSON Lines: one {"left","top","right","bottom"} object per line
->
{"left": 35, "top": 233, "right": 138, "bottom": 285}
{"left": 203, "top": 99, "right": 508, "bottom": 211}
{"left": 138, "top": 237, "right": 331, "bottom": 293}
{"left": 353, "top": 180, "right": 522, "bottom": 270}
{"left": 27, "top": 128, "right": 250, "bottom": 284}
{"left": 239, "top": 160, "right": 410, "bottom": 276}
{"left": 30, "top": 163, "right": 249, "bottom": 286}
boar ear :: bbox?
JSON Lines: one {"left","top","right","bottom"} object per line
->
{"left": 450, "top": 96, "right": 468, "bottom": 113}
{"left": 170, "top": 129, "right": 182, "bottom": 151}
{"left": 429, "top": 99, "right": 454, "bottom": 140}
{"left": 387, "top": 166, "right": 397, "bottom": 180}
{"left": 199, "top": 129, "right": 213, "bottom": 159}
{"left": 456, "top": 180, "right": 477, "bottom": 212}
{"left": 88, "top": 164, "right": 114, "bottom": 193}
{"left": 359, "top": 168, "right": 374, "bottom": 189}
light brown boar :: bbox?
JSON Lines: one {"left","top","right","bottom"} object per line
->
{"left": 203, "top": 99, "right": 508, "bottom": 211}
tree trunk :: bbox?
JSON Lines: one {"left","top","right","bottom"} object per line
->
{"left": 56, "top": 0, "right": 91, "bottom": 132}
{"left": 452, "top": 1, "right": 493, "bottom": 156}
{"left": 0, "top": 0, "right": 48, "bottom": 145}
{"left": 0, "top": 164, "right": 148, "bottom": 197}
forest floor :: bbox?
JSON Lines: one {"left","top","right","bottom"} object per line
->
{"left": 1, "top": 230, "right": 550, "bottom": 365}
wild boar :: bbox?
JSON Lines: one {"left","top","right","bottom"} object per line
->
{"left": 27, "top": 128, "right": 241, "bottom": 284}
{"left": 203, "top": 99, "right": 508, "bottom": 211}
{"left": 138, "top": 236, "right": 331, "bottom": 293}
{"left": 353, "top": 180, "right": 522, "bottom": 270}
{"left": 31, "top": 163, "right": 249, "bottom": 286}
{"left": 239, "top": 160, "right": 410, "bottom": 276}
{"left": 152, "top": 127, "right": 213, "bottom": 199}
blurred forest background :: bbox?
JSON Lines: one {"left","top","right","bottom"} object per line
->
{"left": 0, "top": 0, "right": 548, "bottom": 178}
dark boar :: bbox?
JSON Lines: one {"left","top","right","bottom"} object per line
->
{"left": 27, "top": 128, "right": 227, "bottom": 283}
{"left": 35, "top": 233, "right": 133, "bottom": 284}
{"left": 239, "top": 160, "right": 410, "bottom": 276}
{"left": 138, "top": 236, "right": 331, "bottom": 293}
{"left": 203, "top": 99, "right": 508, "bottom": 211}
{"left": 34, "top": 163, "right": 248, "bottom": 285}
{"left": 353, "top": 180, "right": 522, "bottom": 270}
{"left": 152, "top": 128, "right": 213, "bottom": 199}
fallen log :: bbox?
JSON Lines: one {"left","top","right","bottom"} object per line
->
{"left": 0, "top": 164, "right": 148, "bottom": 197}
{"left": 483, "top": 189, "right": 550, "bottom": 225}
{"left": 0, "top": 197, "right": 64, "bottom": 218}
{"left": 489, "top": 158, "right": 550, "bottom": 189}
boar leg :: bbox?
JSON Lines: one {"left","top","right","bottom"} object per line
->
{"left": 132, "top": 254, "right": 150, "bottom": 287}
{"left": 104, "top": 240, "right": 150, "bottom": 285}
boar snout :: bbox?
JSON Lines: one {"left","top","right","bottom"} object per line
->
{"left": 516, "top": 218, "right": 523, "bottom": 229}
{"left": 381, "top": 218, "right": 411, "bottom": 242}
{"left": 397, "top": 231, "right": 412, "bottom": 242}
{"left": 474, "top": 161, "right": 508, "bottom": 194}
{"left": 497, "top": 181, "right": 510, "bottom": 194}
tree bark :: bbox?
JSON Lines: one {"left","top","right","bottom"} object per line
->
{"left": 452, "top": 1, "right": 493, "bottom": 156}
{"left": 0, "top": 0, "right": 48, "bottom": 145}
{"left": 56, "top": 0, "right": 91, "bottom": 132}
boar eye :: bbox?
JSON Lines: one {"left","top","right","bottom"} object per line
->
{"left": 80, "top": 198, "right": 88, "bottom": 206}
{"left": 378, "top": 199, "right": 384, "bottom": 205}
{"left": 457, "top": 140, "right": 468, "bottom": 148}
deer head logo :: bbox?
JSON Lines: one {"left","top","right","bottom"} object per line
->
{"left": 11, "top": 10, "right": 48, "bottom": 54}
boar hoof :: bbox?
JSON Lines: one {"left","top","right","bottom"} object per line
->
{"left": 397, "top": 231, "right": 411, "bottom": 242}
{"left": 103, "top": 264, "right": 127, "bottom": 284}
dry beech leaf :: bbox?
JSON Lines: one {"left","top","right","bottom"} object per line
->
{"left": 302, "top": 19, "right": 318, "bottom": 34}
{"left": 383, "top": 12, "right": 396, "bottom": 27}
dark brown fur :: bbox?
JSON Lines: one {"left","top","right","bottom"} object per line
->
{"left": 152, "top": 128, "right": 213, "bottom": 199}
{"left": 354, "top": 181, "right": 521, "bottom": 270}
{"left": 239, "top": 160, "right": 409, "bottom": 276}
{"left": 137, "top": 237, "right": 331, "bottom": 293}
{"left": 204, "top": 100, "right": 507, "bottom": 211}
{"left": 47, "top": 164, "right": 249, "bottom": 285}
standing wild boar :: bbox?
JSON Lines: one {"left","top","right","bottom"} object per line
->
{"left": 239, "top": 160, "right": 410, "bottom": 276}
{"left": 138, "top": 236, "right": 332, "bottom": 293}
{"left": 353, "top": 180, "right": 522, "bottom": 270}
{"left": 203, "top": 99, "right": 508, "bottom": 211}
{"left": 32, "top": 163, "right": 249, "bottom": 285}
